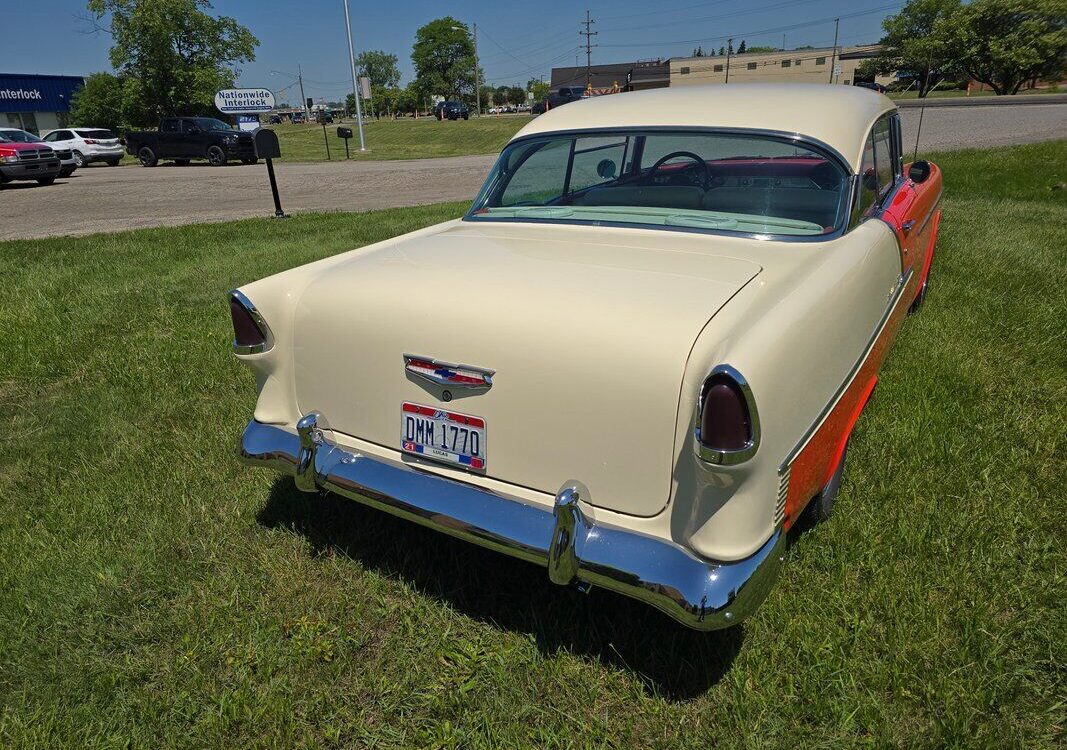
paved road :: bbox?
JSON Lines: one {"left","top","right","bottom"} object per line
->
{"left": 3, "top": 104, "right": 1064, "bottom": 241}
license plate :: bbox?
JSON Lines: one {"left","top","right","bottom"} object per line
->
{"left": 401, "top": 402, "right": 486, "bottom": 470}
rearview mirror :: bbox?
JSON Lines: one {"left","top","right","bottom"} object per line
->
{"left": 908, "top": 160, "right": 932, "bottom": 184}
{"left": 597, "top": 158, "right": 617, "bottom": 179}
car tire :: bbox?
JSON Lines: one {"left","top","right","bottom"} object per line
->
{"left": 106, "top": 159, "right": 121, "bottom": 167}
{"left": 138, "top": 146, "right": 158, "bottom": 167}
{"left": 241, "top": 157, "right": 258, "bottom": 165}
{"left": 174, "top": 159, "right": 191, "bottom": 166}
{"left": 60, "top": 168, "right": 76, "bottom": 177}
{"left": 463, "top": 114, "right": 469, "bottom": 120}
{"left": 207, "top": 145, "right": 227, "bottom": 166}
{"left": 72, "top": 150, "right": 86, "bottom": 167}
{"left": 803, "top": 444, "right": 848, "bottom": 525}
{"left": 37, "top": 176, "right": 56, "bottom": 186}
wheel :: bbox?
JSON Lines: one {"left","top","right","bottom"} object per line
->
{"left": 207, "top": 145, "right": 227, "bottom": 166}
{"left": 463, "top": 114, "right": 469, "bottom": 120}
{"left": 106, "top": 159, "right": 120, "bottom": 167}
{"left": 72, "top": 150, "right": 86, "bottom": 167}
{"left": 240, "top": 157, "right": 258, "bottom": 165}
{"left": 174, "top": 159, "right": 190, "bottom": 166}
{"left": 37, "top": 176, "right": 56, "bottom": 186}
{"left": 138, "top": 146, "right": 158, "bottom": 167}
{"left": 803, "top": 445, "right": 848, "bottom": 525}
{"left": 60, "top": 167, "right": 76, "bottom": 177}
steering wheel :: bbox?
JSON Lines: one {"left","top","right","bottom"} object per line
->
{"left": 647, "top": 151, "right": 711, "bottom": 189}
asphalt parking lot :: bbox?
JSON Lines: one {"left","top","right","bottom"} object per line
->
{"left": 3, "top": 103, "right": 1064, "bottom": 241}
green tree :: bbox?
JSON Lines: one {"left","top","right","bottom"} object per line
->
{"left": 69, "top": 72, "right": 125, "bottom": 130}
{"left": 862, "top": 0, "right": 960, "bottom": 98}
{"left": 355, "top": 50, "right": 401, "bottom": 89}
{"left": 505, "top": 85, "right": 526, "bottom": 106}
{"left": 86, "top": 0, "right": 258, "bottom": 126}
{"left": 411, "top": 17, "right": 476, "bottom": 102}
{"left": 527, "top": 78, "right": 550, "bottom": 101}
{"left": 942, "top": 0, "right": 1067, "bottom": 94}
{"left": 746, "top": 45, "right": 778, "bottom": 53}
{"left": 737, "top": 40, "right": 747, "bottom": 53}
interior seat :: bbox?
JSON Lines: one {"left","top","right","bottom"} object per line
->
{"left": 702, "top": 187, "right": 842, "bottom": 227}
{"left": 572, "top": 185, "right": 704, "bottom": 210}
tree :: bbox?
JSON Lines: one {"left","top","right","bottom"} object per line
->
{"left": 506, "top": 85, "right": 526, "bottom": 106}
{"left": 355, "top": 50, "right": 401, "bottom": 89}
{"left": 863, "top": 0, "right": 960, "bottom": 98}
{"left": 737, "top": 40, "right": 747, "bottom": 53}
{"left": 69, "top": 72, "right": 124, "bottom": 130}
{"left": 86, "top": 0, "right": 258, "bottom": 126}
{"left": 411, "top": 17, "right": 476, "bottom": 102}
{"left": 528, "top": 78, "right": 550, "bottom": 101}
{"left": 942, "top": 0, "right": 1067, "bottom": 94}
{"left": 693, "top": 46, "right": 704, "bottom": 57}
{"left": 746, "top": 46, "right": 779, "bottom": 53}
{"left": 718, "top": 46, "right": 726, "bottom": 56}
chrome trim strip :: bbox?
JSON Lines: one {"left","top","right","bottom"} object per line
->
{"left": 775, "top": 466, "right": 789, "bottom": 527}
{"left": 917, "top": 193, "right": 942, "bottom": 234}
{"left": 693, "top": 364, "right": 761, "bottom": 466}
{"left": 228, "top": 289, "right": 275, "bottom": 355}
{"left": 241, "top": 415, "right": 786, "bottom": 630}
{"left": 778, "top": 267, "right": 914, "bottom": 474}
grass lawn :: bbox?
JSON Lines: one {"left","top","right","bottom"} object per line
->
{"left": 265, "top": 115, "right": 533, "bottom": 162}
{"left": 889, "top": 86, "right": 1061, "bottom": 99}
{"left": 1, "top": 141, "right": 1064, "bottom": 748}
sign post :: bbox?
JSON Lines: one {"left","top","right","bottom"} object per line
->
{"left": 252, "top": 129, "right": 286, "bottom": 219}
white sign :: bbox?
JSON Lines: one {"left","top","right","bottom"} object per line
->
{"left": 358, "top": 76, "right": 371, "bottom": 100}
{"left": 214, "top": 88, "right": 276, "bottom": 114}
{"left": 833, "top": 65, "right": 842, "bottom": 75}
{"left": 236, "top": 114, "right": 260, "bottom": 132}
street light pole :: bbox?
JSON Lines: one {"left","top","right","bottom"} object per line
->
{"left": 342, "top": 0, "right": 367, "bottom": 150}
{"left": 473, "top": 22, "right": 480, "bottom": 117}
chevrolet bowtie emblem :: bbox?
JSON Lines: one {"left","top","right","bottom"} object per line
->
{"left": 404, "top": 354, "right": 494, "bottom": 391}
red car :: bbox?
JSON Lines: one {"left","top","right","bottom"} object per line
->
{"left": 0, "top": 132, "right": 60, "bottom": 187}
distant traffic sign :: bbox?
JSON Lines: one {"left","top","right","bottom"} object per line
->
{"left": 214, "top": 88, "right": 276, "bottom": 114}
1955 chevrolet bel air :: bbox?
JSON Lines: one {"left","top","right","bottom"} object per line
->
{"left": 231, "top": 84, "right": 942, "bottom": 630}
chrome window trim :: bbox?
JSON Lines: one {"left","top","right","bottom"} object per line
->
{"left": 693, "top": 364, "right": 761, "bottom": 466}
{"left": 848, "top": 110, "right": 905, "bottom": 232}
{"left": 465, "top": 126, "right": 854, "bottom": 243}
{"left": 228, "top": 289, "right": 275, "bottom": 355}
{"left": 777, "top": 267, "right": 914, "bottom": 474}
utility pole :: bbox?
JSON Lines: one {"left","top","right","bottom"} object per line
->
{"left": 725, "top": 38, "right": 733, "bottom": 83}
{"left": 298, "top": 63, "right": 307, "bottom": 118}
{"left": 580, "top": 10, "right": 598, "bottom": 89}
{"left": 342, "top": 0, "right": 367, "bottom": 150}
{"left": 828, "top": 17, "right": 840, "bottom": 84}
{"left": 473, "top": 23, "right": 481, "bottom": 116}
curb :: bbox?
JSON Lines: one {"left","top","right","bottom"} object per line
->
{"left": 894, "top": 93, "right": 1067, "bottom": 108}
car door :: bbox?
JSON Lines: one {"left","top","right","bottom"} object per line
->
{"left": 159, "top": 118, "right": 182, "bottom": 157}
{"left": 182, "top": 119, "right": 210, "bottom": 158}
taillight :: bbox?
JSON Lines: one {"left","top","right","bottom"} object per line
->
{"left": 229, "top": 290, "right": 273, "bottom": 354}
{"left": 695, "top": 365, "right": 760, "bottom": 465}
{"left": 84, "top": 139, "right": 97, "bottom": 144}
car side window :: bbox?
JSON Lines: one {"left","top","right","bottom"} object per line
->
{"left": 499, "top": 139, "right": 570, "bottom": 206}
{"left": 872, "top": 118, "right": 894, "bottom": 197}
{"left": 161, "top": 119, "right": 179, "bottom": 133}
{"left": 42, "top": 132, "right": 57, "bottom": 141}
{"left": 567, "top": 136, "right": 629, "bottom": 195}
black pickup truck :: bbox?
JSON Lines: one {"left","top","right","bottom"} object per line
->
{"left": 125, "top": 117, "right": 257, "bottom": 167}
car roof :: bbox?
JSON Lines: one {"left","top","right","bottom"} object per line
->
{"left": 512, "top": 84, "right": 896, "bottom": 172}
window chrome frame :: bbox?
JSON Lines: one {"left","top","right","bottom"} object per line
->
{"left": 693, "top": 364, "right": 761, "bottom": 466}
{"left": 465, "top": 125, "right": 855, "bottom": 243}
{"left": 229, "top": 289, "right": 275, "bottom": 355}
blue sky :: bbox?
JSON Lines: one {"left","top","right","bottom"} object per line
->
{"left": 3, "top": 0, "right": 899, "bottom": 103}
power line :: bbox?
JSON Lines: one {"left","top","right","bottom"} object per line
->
{"left": 598, "top": 0, "right": 833, "bottom": 33}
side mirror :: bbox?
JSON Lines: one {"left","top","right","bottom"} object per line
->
{"left": 597, "top": 158, "right": 617, "bottom": 179}
{"left": 908, "top": 160, "right": 931, "bottom": 184}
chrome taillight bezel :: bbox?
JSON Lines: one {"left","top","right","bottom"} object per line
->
{"left": 229, "top": 289, "right": 274, "bottom": 355}
{"left": 694, "top": 364, "right": 760, "bottom": 466}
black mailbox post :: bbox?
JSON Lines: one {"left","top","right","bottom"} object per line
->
{"left": 253, "top": 128, "right": 286, "bottom": 218}
{"left": 336, "top": 126, "right": 353, "bottom": 159}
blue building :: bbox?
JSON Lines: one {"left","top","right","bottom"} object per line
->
{"left": 1, "top": 74, "right": 85, "bottom": 134}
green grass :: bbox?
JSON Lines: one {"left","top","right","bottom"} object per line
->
{"left": 265, "top": 115, "right": 533, "bottom": 162}
{"left": 1, "top": 141, "right": 1064, "bottom": 748}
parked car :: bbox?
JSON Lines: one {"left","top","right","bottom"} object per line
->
{"left": 532, "top": 86, "right": 585, "bottom": 115}
{"left": 0, "top": 127, "right": 76, "bottom": 177}
{"left": 124, "top": 117, "right": 257, "bottom": 167}
{"left": 291, "top": 112, "right": 306, "bottom": 124}
{"left": 0, "top": 129, "right": 61, "bottom": 186}
{"left": 855, "top": 81, "right": 888, "bottom": 94}
{"left": 41, "top": 127, "right": 123, "bottom": 167}
{"left": 433, "top": 101, "right": 469, "bottom": 120}
{"left": 231, "top": 84, "right": 942, "bottom": 630}
{"left": 315, "top": 111, "right": 334, "bottom": 124}
{"left": 268, "top": 114, "right": 282, "bottom": 125}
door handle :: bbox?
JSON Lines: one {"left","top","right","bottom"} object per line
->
{"left": 901, "top": 219, "right": 916, "bottom": 234}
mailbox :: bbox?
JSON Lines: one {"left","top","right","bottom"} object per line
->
{"left": 336, "top": 126, "right": 353, "bottom": 139}
{"left": 253, "top": 128, "right": 281, "bottom": 159}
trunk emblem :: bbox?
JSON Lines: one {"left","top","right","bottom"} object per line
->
{"left": 404, "top": 354, "right": 494, "bottom": 393}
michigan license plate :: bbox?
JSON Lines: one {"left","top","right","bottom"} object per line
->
{"left": 401, "top": 402, "right": 486, "bottom": 470}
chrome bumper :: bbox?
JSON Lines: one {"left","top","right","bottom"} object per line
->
{"left": 240, "top": 413, "right": 786, "bottom": 630}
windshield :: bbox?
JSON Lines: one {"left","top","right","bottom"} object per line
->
{"left": 75, "top": 129, "right": 117, "bottom": 139}
{"left": 0, "top": 129, "right": 41, "bottom": 143}
{"left": 467, "top": 130, "right": 851, "bottom": 238}
{"left": 193, "top": 118, "right": 235, "bottom": 132}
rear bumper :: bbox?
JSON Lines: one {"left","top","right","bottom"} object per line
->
{"left": 240, "top": 414, "right": 786, "bottom": 630}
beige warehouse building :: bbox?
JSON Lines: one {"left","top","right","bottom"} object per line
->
{"left": 670, "top": 45, "right": 893, "bottom": 88}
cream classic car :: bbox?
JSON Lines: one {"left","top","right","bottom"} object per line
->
{"left": 232, "top": 84, "right": 942, "bottom": 630}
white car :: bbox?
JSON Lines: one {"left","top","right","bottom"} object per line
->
{"left": 41, "top": 127, "right": 124, "bottom": 167}
{"left": 0, "top": 128, "right": 76, "bottom": 177}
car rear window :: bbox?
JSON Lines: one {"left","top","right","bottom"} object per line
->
{"left": 75, "top": 129, "right": 116, "bottom": 139}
